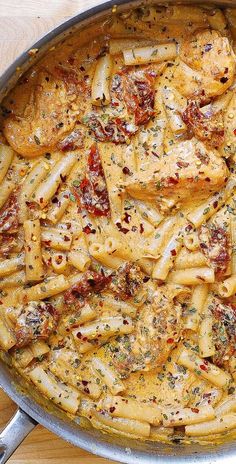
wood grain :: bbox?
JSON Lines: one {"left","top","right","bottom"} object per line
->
{"left": 0, "top": 0, "right": 108, "bottom": 74}
{"left": 0, "top": 4, "right": 116, "bottom": 463}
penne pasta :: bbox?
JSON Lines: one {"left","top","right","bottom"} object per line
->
{"left": 177, "top": 346, "right": 232, "bottom": 389}
{"left": 33, "top": 153, "right": 77, "bottom": 208}
{"left": 89, "top": 242, "right": 125, "bottom": 269}
{"left": 28, "top": 366, "right": 80, "bottom": 414}
{"left": 51, "top": 253, "right": 68, "bottom": 274}
{"left": 123, "top": 43, "right": 177, "bottom": 65}
{"left": 41, "top": 227, "right": 73, "bottom": 251}
{"left": 184, "top": 284, "right": 209, "bottom": 330}
{"left": 109, "top": 38, "right": 155, "bottom": 55}
{"left": 162, "top": 405, "right": 215, "bottom": 427}
{"left": 46, "top": 189, "right": 71, "bottom": 224}
{"left": 0, "top": 144, "right": 14, "bottom": 184}
{"left": 198, "top": 315, "right": 215, "bottom": 358}
{"left": 91, "top": 357, "right": 125, "bottom": 395}
{"left": 92, "top": 410, "right": 150, "bottom": 438}
{"left": 0, "top": 270, "right": 26, "bottom": 288}
{"left": 72, "top": 316, "right": 133, "bottom": 341}
{"left": 0, "top": 178, "right": 15, "bottom": 210}
{"left": 24, "top": 219, "right": 44, "bottom": 282}
{"left": 0, "top": 316, "right": 15, "bottom": 350}
{"left": 175, "top": 248, "right": 207, "bottom": 270}
{"left": 18, "top": 161, "right": 49, "bottom": 223}
{"left": 22, "top": 275, "right": 70, "bottom": 301}
{"left": 187, "top": 176, "right": 236, "bottom": 227}
{"left": 91, "top": 54, "right": 113, "bottom": 106}
{"left": 0, "top": 253, "right": 24, "bottom": 277}
{"left": 186, "top": 413, "right": 236, "bottom": 436}
{"left": 100, "top": 395, "right": 161, "bottom": 425}
{"left": 218, "top": 274, "right": 236, "bottom": 297}
{"left": 168, "top": 267, "right": 214, "bottom": 285}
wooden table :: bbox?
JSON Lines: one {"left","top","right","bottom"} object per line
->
{"left": 0, "top": 1, "right": 114, "bottom": 462}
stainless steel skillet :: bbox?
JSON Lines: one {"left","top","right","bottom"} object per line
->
{"left": 1, "top": 0, "right": 236, "bottom": 462}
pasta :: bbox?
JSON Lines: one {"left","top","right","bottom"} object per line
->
{"left": 123, "top": 43, "right": 177, "bottom": 65}
{"left": 91, "top": 54, "right": 113, "bottom": 106}
{"left": 1, "top": 3, "right": 236, "bottom": 447}
{"left": 24, "top": 219, "right": 44, "bottom": 281}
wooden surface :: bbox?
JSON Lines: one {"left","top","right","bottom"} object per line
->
{"left": 0, "top": 5, "right": 115, "bottom": 464}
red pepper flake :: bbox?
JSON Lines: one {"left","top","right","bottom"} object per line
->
{"left": 109, "top": 407, "right": 116, "bottom": 413}
{"left": 167, "top": 338, "right": 174, "bottom": 344}
{"left": 116, "top": 222, "right": 129, "bottom": 234}
{"left": 191, "top": 407, "right": 199, "bottom": 413}
{"left": 140, "top": 223, "right": 144, "bottom": 234}
{"left": 213, "top": 201, "right": 218, "bottom": 209}
{"left": 82, "top": 380, "right": 88, "bottom": 386}
{"left": 200, "top": 364, "right": 208, "bottom": 371}
{"left": 171, "top": 249, "right": 177, "bottom": 256}
{"left": 75, "top": 144, "right": 110, "bottom": 217}
{"left": 82, "top": 225, "right": 96, "bottom": 235}
{"left": 185, "top": 224, "right": 193, "bottom": 232}
{"left": 124, "top": 212, "right": 131, "bottom": 224}
{"left": 234, "top": 129, "right": 236, "bottom": 136}
{"left": 122, "top": 166, "right": 131, "bottom": 175}
{"left": 123, "top": 319, "right": 129, "bottom": 325}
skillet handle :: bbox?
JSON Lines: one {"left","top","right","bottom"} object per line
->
{"left": 0, "top": 408, "right": 37, "bottom": 463}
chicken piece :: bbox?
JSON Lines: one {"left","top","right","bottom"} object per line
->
{"left": 220, "top": 92, "right": 236, "bottom": 158}
{"left": 14, "top": 301, "right": 58, "bottom": 348}
{"left": 110, "top": 263, "right": 143, "bottom": 299}
{"left": 107, "top": 285, "right": 185, "bottom": 376}
{"left": 174, "top": 29, "right": 235, "bottom": 98}
{"left": 182, "top": 100, "right": 224, "bottom": 148}
{"left": 85, "top": 65, "right": 160, "bottom": 144}
{"left": 210, "top": 296, "right": 236, "bottom": 367}
{"left": 199, "top": 221, "right": 230, "bottom": 279}
{"left": 126, "top": 138, "right": 228, "bottom": 207}
{"left": 4, "top": 69, "right": 81, "bottom": 157}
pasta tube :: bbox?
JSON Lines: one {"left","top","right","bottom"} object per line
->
{"left": 0, "top": 144, "right": 14, "bottom": 184}
{"left": 19, "top": 161, "right": 49, "bottom": 223}
{"left": 28, "top": 366, "right": 80, "bottom": 414}
{"left": 168, "top": 267, "right": 214, "bottom": 285}
{"left": 22, "top": 275, "right": 70, "bottom": 301}
{"left": 91, "top": 54, "right": 113, "bottom": 106}
{"left": 162, "top": 405, "right": 215, "bottom": 427}
{"left": 0, "top": 253, "right": 24, "bottom": 277}
{"left": 177, "top": 346, "right": 232, "bottom": 389}
{"left": 218, "top": 275, "right": 236, "bottom": 297}
{"left": 100, "top": 395, "right": 161, "bottom": 425}
{"left": 186, "top": 413, "right": 236, "bottom": 436}
{"left": 33, "top": 153, "right": 77, "bottom": 208}
{"left": 41, "top": 227, "right": 73, "bottom": 251}
{"left": 91, "top": 357, "right": 125, "bottom": 395}
{"left": 123, "top": 43, "right": 177, "bottom": 65}
{"left": 24, "top": 219, "right": 44, "bottom": 282}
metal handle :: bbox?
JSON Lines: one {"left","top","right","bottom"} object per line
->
{"left": 0, "top": 408, "right": 37, "bottom": 464}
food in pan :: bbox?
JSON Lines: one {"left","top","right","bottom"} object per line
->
{"left": 1, "top": 3, "right": 236, "bottom": 444}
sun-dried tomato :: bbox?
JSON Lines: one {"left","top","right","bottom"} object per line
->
{"left": 74, "top": 144, "right": 110, "bottom": 217}
{"left": 114, "top": 67, "right": 156, "bottom": 126}
{"left": 64, "top": 270, "right": 111, "bottom": 306}
{"left": 0, "top": 189, "right": 19, "bottom": 233}
{"left": 182, "top": 100, "right": 224, "bottom": 148}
